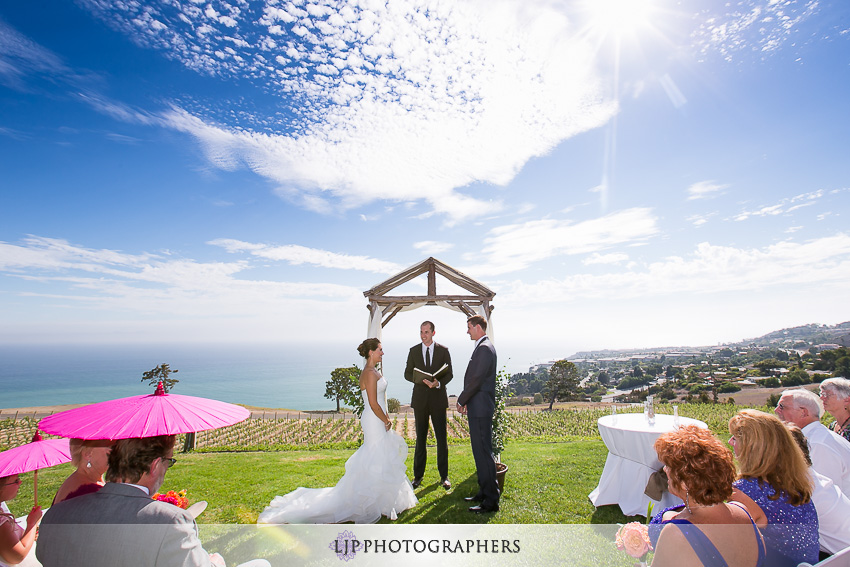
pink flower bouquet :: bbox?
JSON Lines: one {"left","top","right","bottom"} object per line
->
{"left": 616, "top": 521, "right": 652, "bottom": 559}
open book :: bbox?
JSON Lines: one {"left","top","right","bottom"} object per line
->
{"left": 413, "top": 363, "right": 449, "bottom": 384}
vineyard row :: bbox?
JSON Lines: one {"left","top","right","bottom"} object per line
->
{"left": 0, "top": 403, "right": 756, "bottom": 452}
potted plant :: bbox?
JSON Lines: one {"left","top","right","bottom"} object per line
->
{"left": 492, "top": 367, "right": 510, "bottom": 492}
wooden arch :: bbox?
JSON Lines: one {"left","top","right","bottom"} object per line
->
{"left": 363, "top": 257, "right": 496, "bottom": 339}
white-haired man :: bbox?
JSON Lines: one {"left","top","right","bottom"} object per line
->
{"left": 775, "top": 388, "right": 850, "bottom": 495}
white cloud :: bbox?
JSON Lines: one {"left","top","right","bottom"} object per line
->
{"left": 502, "top": 233, "right": 850, "bottom": 303}
{"left": 687, "top": 214, "right": 711, "bottom": 227}
{"left": 208, "top": 239, "right": 402, "bottom": 274}
{"left": 687, "top": 180, "right": 727, "bottom": 200}
{"left": 413, "top": 241, "right": 454, "bottom": 255}
{"left": 75, "top": 0, "right": 617, "bottom": 224}
{"left": 691, "top": 0, "right": 820, "bottom": 62}
{"left": 0, "top": 237, "right": 361, "bottom": 319}
{"left": 582, "top": 252, "right": 629, "bottom": 265}
{"left": 0, "top": 18, "right": 69, "bottom": 89}
{"left": 733, "top": 188, "right": 827, "bottom": 221}
{"left": 468, "top": 208, "right": 659, "bottom": 275}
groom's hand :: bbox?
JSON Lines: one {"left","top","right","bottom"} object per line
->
{"left": 457, "top": 404, "right": 467, "bottom": 415}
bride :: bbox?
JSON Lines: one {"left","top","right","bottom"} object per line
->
{"left": 258, "top": 338, "right": 418, "bottom": 524}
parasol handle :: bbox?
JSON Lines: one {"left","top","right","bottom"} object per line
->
{"left": 33, "top": 469, "right": 38, "bottom": 505}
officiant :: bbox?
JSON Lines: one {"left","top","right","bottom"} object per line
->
{"left": 404, "top": 321, "right": 453, "bottom": 490}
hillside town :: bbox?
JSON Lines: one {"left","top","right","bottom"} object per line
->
{"left": 507, "top": 322, "right": 850, "bottom": 406}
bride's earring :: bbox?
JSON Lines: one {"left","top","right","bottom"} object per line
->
{"left": 86, "top": 460, "right": 92, "bottom": 469}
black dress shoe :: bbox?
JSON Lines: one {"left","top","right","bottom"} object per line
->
{"left": 469, "top": 503, "right": 499, "bottom": 513}
{"left": 463, "top": 495, "right": 484, "bottom": 503}
{"left": 440, "top": 477, "right": 452, "bottom": 490}
{"left": 411, "top": 477, "right": 422, "bottom": 489}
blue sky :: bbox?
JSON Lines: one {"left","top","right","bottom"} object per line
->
{"left": 1, "top": 0, "right": 849, "bottom": 364}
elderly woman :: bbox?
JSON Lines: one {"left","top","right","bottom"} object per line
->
{"left": 786, "top": 423, "right": 850, "bottom": 556}
{"left": 648, "top": 425, "right": 765, "bottom": 567}
{"left": 729, "top": 409, "right": 819, "bottom": 567}
{"left": 0, "top": 475, "right": 41, "bottom": 566}
{"left": 52, "top": 438, "right": 112, "bottom": 504}
{"left": 820, "top": 377, "right": 850, "bottom": 443}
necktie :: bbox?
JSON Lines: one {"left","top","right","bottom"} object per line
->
{"left": 425, "top": 346, "right": 431, "bottom": 370}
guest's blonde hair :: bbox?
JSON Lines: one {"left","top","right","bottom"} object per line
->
{"left": 728, "top": 409, "right": 812, "bottom": 506}
{"left": 68, "top": 438, "right": 113, "bottom": 467}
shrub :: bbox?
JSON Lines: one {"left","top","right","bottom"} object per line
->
{"left": 533, "top": 393, "right": 543, "bottom": 405}
{"left": 387, "top": 398, "right": 400, "bottom": 413}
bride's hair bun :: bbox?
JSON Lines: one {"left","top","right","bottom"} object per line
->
{"left": 357, "top": 338, "right": 380, "bottom": 358}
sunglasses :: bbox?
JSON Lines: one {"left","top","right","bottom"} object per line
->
{"left": 0, "top": 478, "right": 22, "bottom": 487}
{"left": 161, "top": 457, "right": 177, "bottom": 469}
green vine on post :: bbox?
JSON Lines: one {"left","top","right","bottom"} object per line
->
{"left": 492, "top": 367, "right": 510, "bottom": 461}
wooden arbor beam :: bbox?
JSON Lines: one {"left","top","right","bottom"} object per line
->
{"left": 363, "top": 257, "right": 496, "bottom": 332}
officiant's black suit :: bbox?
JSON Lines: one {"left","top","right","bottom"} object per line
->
{"left": 404, "top": 342, "right": 453, "bottom": 481}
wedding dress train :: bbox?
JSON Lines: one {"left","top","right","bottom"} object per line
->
{"left": 257, "top": 376, "right": 417, "bottom": 524}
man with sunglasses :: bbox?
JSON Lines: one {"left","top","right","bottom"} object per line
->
{"left": 38, "top": 435, "right": 225, "bottom": 567}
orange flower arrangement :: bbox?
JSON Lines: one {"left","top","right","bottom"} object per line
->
{"left": 152, "top": 489, "right": 189, "bottom": 509}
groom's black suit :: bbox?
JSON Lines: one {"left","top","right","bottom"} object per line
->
{"left": 404, "top": 342, "right": 453, "bottom": 480}
{"left": 456, "top": 336, "right": 499, "bottom": 509}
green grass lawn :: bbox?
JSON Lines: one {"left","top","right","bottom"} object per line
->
{"left": 8, "top": 439, "right": 637, "bottom": 525}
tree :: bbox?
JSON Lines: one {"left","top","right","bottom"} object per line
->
{"left": 141, "top": 363, "right": 179, "bottom": 392}
{"left": 835, "top": 356, "right": 850, "bottom": 378}
{"left": 596, "top": 370, "right": 610, "bottom": 386}
{"left": 324, "top": 366, "right": 363, "bottom": 414}
{"left": 755, "top": 358, "right": 784, "bottom": 375}
{"left": 544, "top": 360, "right": 579, "bottom": 410}
{"left": 781, "top": 367, "right": 810, "bottom": 387}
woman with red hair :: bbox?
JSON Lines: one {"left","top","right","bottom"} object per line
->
{"left": 649, "top": 425, "right": 765, "bottom": 567}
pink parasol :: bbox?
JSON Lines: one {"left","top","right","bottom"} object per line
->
{"left": 0, "top": 432, "right": 71, "bottom": 503}
{"left": 38, "top": 382, "right": 250, "bottom": 440}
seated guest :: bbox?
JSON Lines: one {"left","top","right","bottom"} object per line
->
{"left": 729, "top": 409, "right": 819, "bottom": 567}
{"left": 37, "top": 435, "right": 225, "bottom": 567}
{"left": 0, "top": 475, "right": 41, "bottom": 566}
{"left": 52, "top": 438, "right": 112, "bottom": 504}
{"left": 648, "top": 425, "right": 765, "bottom": 567}
{"left": 775, "top": 388, "right": 850, "bottom": 494}
{"left": 819, "top": 378, "right": 850, "bottom": 443}
{"left": 786, "top": 423, "right": 850, "bottom": 556}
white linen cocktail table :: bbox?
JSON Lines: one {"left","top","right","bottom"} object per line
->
{"left": 588, "top": 413, "right": 707, "bottom": 516}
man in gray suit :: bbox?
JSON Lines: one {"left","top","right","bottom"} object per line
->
{"left": 37, "top": 435, "right": 224, "bottom": 567}
{"left": 456, "top": 315, "right": 499, "bottom": 513}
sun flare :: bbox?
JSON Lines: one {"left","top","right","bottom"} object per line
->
{"left": 580, "top": 0, "right": 656, "bottom": 38}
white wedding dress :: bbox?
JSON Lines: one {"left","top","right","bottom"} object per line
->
{"left": 257, "top": 376, "right": 417, "bottom": 524}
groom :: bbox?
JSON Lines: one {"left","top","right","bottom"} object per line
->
{"left": 456, "top": 315, "right": 499, "bottom": 513}
{"left": 404, "top": 320, "right": 453, "bottom": 490}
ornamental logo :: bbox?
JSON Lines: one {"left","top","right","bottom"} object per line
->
{"left": 329, "top": 530, "right": 361, "bottom": 561}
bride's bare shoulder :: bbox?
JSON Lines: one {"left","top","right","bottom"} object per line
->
{"left": 360, "top": 366, "right": 380, "bottom": 385}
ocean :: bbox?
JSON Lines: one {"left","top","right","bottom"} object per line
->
{"left": 0, "top": 340, "right": 559, "bottom": 410}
